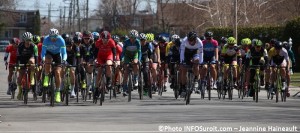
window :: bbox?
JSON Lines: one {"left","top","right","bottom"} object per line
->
{"left": 132, "top": 17, "right": 141, "bottom": 27}
{"left": 20, "top": 13, "right": 27, "bottom": 23}
{"left": 5, "top": 30, "right": 12, "bottom": 38}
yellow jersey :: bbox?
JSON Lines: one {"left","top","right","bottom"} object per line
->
{"left": 166, "top": 42, "right": 174, "bottom": 56}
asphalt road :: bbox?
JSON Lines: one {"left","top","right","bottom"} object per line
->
{"left": 0, "top": 53, "right": 299, "bottom": 133}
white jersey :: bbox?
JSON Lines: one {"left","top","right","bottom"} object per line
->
{"left": 180, "top": 37, "right": 203, "bottom": 63}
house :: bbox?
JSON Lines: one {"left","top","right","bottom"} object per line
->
{"left": 0, "top": 9, "right": 40, "bottom": 40}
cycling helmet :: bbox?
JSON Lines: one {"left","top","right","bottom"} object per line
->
{"left": 187, "top": 31, "right": 197, "bottom": 41}
{"left": 158, "top": 36, "right": 167, "bottom": 43}
{"left": 241, "top": 38, "right": 251, "bottom": 46}
{"left": 220, "top": 37, "right": 227, "bottom": 44}
{"left": 204, "top": 31, "right": 213, "bottom": 38}
{"left": 129, "top": 30, "right": 139, "bottom": 38}
{"left": 73, "top": 36, "right": 82, "bottom": 43}
{"left": 283, "top": 41, "right": 290, "bottom": 50}
{"left": 174, "top": 38, "right": 181, "bottom": 47}
{"left": 274, "top": 41, "right": 282, "bottom": 50}
{"left": 82, "top": 31, "right": 92, "bottom": 39}
{"left": 112, "top": 35, "right": 120, "bottom": 42}
{"left": 269, "top": 38, "right": 277, "bottom": 44}
{"left": 10, "top": 38, "right": 20, "bottom": 45}
{"left": 49, "top": 28, "right": 59, "bottom": 36}
{"left": 199, "top": 36, "right": 205, "bottom": 41}
{"left": 61, "top": 33, "right": 70, "bottom": 40}
{"left": 32, "top": 35, "right": 41, "bottom": 44}
{"left": 75, "top": 32, "right": 82, "bottom": 38}
{"left": 171, "top": 34, "right": 180, "bottom": 42}
{"left": 92, "top": 32, "right": 99, "bottom": 40}
{"left": 140, "top": 33, "right": 147, "bottom": 40}
{"left": 22, "top": 32, "right": 33, "bottom": 41}
{"left": 227, "top": 37, "right": 236, "bottom": 44}
{"left": 100, "top": 31, "right": 111, "bottom": 39}
{"left": 65, "top": 37, "right": 73, "bottom": 46}
{"left": 146, "top": 33, "right": 154, "bottom": 41}
{"left": 253, "top": 39, "right": 263, "bottom": 47}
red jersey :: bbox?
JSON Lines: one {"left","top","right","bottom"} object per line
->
{"left": 116, "top": 44, "right": 122, "bottom": 61}
{"left": 95, "top": 38, "right": 116, "bottom": 59}
{"left": 37, "top": 43, "right": 43, "bottom": 64}
{"left": 5, "top": 44, "right": 17, "bottom": 64}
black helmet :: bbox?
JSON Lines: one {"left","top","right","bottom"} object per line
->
{"left": 220, "top": 37, "right": 227, "bottom": 44}
{"left": 73, "top": 36, "right": 82, "bottom": 43}
{"left": 61, "top": 33, "right": 70, "bottom": 40}
{"left": 174, "top": 38, "right": 181, "bottom": 47}
{"left": 274, "top": 41, "right": 282, "bottom": 50}
{"left": 158, "top": 36, "right": 167, "bottom": 43}
{"left": 65, "top": 37, "right": 73, "bottom": 46}
{"left": 199, "top": 36, "right": 205, "bottom": 41}
{"left": 269, "top": 38, "right": 277, "bottom": 45}
{"left": 204, "top": 31, "right": 213, "bottom": 38}
{"left": 187, "top": 31, "right": 197, "bottom": 41}
{"left": 283, "top": 41, "right": 290, "bottom": 49}
{"left": 112, "top": 35, "right": 120, "bottom": 42}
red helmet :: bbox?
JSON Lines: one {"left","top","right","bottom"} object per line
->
{"left": 10, "top": 38, "right": 20, "bottom": 45}
{"left": 100, "top": 31, "right": 111, "bottom": 39}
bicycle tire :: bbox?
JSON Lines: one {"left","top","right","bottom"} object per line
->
{"left": 207, "top": 70, "right": 211, "bottom": 101}
{"left": 174, "top": 71, "right": 179, "bottom": 99}
{"left": 139, "top": 72, "right": 143, "bottom": 100}
{"left": 128, "top": 73, "right": 132, "bottom": 102}
{"left": 148, "top": 71, "right": 152, "bottom": 99}
{"left": 50, "top": 76, "right": 55, "bottom": 107}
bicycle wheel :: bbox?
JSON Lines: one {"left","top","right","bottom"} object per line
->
{"left": 128, "top": 73, "right": 133, "bottom": 102}
{"left": 148, "top": 72, "right": 152, "bottom": 99}
{"left": 200, "top": 80, "right": 206, "bottom": 99}
{"left": 228, "top": 71, "right": 233, "bottom": 100}
{"left": 158, "top": 69, "right": 163, "bottom": 96}
{"left": 75, "top": 73, "right": 80, "bottom": 103}
{"left": 11, "top": 84, "right": 17, "bottom": 99}
{"left": 174, "top": 71, "right": 179, "bottom": 99}
{"left": 138, "top": 71, "right": 143, "bottom": 100}
{"left": 50, "top": 76, "right": 55, "bottom": 107}
{"left": 238, "top": 70, "right": 244, "bottom": 99}
{"left": 207, "top": 70, "right": 211, "bottom": 101}
{"left": 255, "top": 75, "right": 259, "bottom": 103}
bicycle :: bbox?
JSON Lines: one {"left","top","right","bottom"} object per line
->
{"left": 216, "top": 61, "right": 224, "bottom": 99}
{"left": 238, "top": 64, "right": 246, "bottom": 99}
{"left": 200, "top": 61, "right": 215, "bottom": 100}
{"left": 42, "top": 62, "right": 59, "bottom": 107}
{"left": 185, "top": 64, "right": 195, "bottom": 105}
{"left": 61, "top": 64, "right": 76, "bottom": 106}
{"left": 6, "top": 63, "right": 18, "bottom": 99}
{"left": 223, "top": 64, "right": 236, "bottom": 100}
{"left": 170, "top": 62, "right": 180, "bottom": 99}
{"left": 271, "top": 65, "right": 287, "bottom": 103}
{"left": 157, "top": 62, "right": 166, "bottom": 96}
{"left": 250, "top": 65, "right": 262, "bottom": 103}
{"left": 18, "top": 64, "right": 36, "bottom": 104}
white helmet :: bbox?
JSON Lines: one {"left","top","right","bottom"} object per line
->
{"left": 49, "top": 28, "right": 59, "bottom": 36}
{"left": 171, "top": 34, "right": 180, "bottom": 42}
{"left": 129, "top": 30, "right": 139, "bottom": 38}
{"left": 22, "top": 32, "right": 33, "bottom": 41}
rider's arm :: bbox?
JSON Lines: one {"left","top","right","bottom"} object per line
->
{"left": 121, "top": 41, "right": 126, "bottom": 61}
{"left": 34, "top": 45, "right": 38, "bottom": 65}
{"left": 180, "top": 40, "right": 185, "bottom": 63}
{"left": 213, "top": 40, "right": 219, "bottom": 61}
{"left": 111, "top": 41, "right": 116, "bottom": 61}
{"left": 137, "top": 41, "right": 142, "bottom": 62}
{"left": 41, "top": 40, "right": 47, "bottom": 61}
{"left": 148, "top": 43, "right": 153, "bottom": 59}
{"left": 263, "top": 49, "right": 268, "bottom": 66}
{"left": 4, "top": 46, "right": 9, "bottom": 62}
{"left": 197, "top": 38, "right": 204, "bottom": 64}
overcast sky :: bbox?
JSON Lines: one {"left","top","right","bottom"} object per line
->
{"left": 16, "top": 0, "right": 156, "bottom": 21}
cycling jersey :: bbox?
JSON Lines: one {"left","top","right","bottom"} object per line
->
{"left": 116, "top": 44, "right": 122, "bottom": 61}
{"left": 37, "top": 43, "right": 42, "bottom": 64}
{"left": 167, "top": 45, "right": 180, "bottom": 63}
{"left": 269, "top": 48, "right": 289, "bottom": 66}
{"left": 95, "top": 38, "right": 116, "bottom": 64}
{"left": 80, "top": 43, "right": 95, "bottom": 62}
{"left": 17, "top": 42, "right": 38, "bottom": 64}
{"left": 41, "top": 35, "right": 67, "bottom": 61}
{"left": 202, "top": 39, "right": 218, "bottom": 62}
{"left": 221, "top": 44, "right": 240, "bottom": 64}
{"left": 165, "top": 41, "right": 174, "bottom": 56}
{"left": 246, "top": 47, "right": 268, "bottom": 66}
{"left": 5, "top": 44, "right": 17, "bottom": 65}
{"left": 121, "top": 38, "right": 141, "bottom": 63}
{"left": 141, "top": 42, "right": 153, "bottom": 63}
{"left": 66, "top": 45, "right": 76, "bottom": 65}
{"left": 180, "top": 37, "right": 203, "bottom": 64}
{"left": 159, "top": 42, "right": 168, "bottom": 62}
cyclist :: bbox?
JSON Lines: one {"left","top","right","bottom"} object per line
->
{"left": 221, "top": 37, "right": 240, "bottom": 89}
{"left": 112, "top": 35, "right": 123, "bottom": 94}
{"left": 146, "top": 33, "right": 159, "bottom": 94}
{"left": 140, "top": 33, "right": 153, "bottom": 95}
{"left": 266, "top": 38, "right": 277, "bottom": 91}
{"left": 157, "top": 35, "right": 169, "bottom": 91}
{"left": 167, "top": 38, "right": 181, "bottom": 89}
{"left": 283, "top": 41, "right": 295, "bottom": 97}
{"left": 41, "top": 28, "right": 67, "bottom": 103}
{"left": 245, "top": 39, "right": 268, "bottom": 97}
{"left": 269, "top": 41, "right": 290, "bottom": 95}
{"left": 121, "top": 30, "right": 141, "bottom": 96}
{"left": 180, "top": 31, "right": 203, "bottom": 97}
{"left": 32, "top": 35, "right": 43, "bottom": 95}
{"left": 16, "top": 32, "right": 38, "bottom": 100}
{"left": 4, "top": 38, "right": 20, "bottom": 95}
{"left": 61, "top": 33, "right": 70, "bottom": 40}
{"left": 240, "top": 38, "right": 252, "bottom": 90}
{"left": 166, "top": 34, "right": 180, "bottom": 57}
{"left": 95, "top": 31, "right": 116, "bottom": 96}
{"left": 201, "top": 31, "right": 218, "bottom": 90}
{"left": 64, "top": 37, "right": 77, "bottom": 97}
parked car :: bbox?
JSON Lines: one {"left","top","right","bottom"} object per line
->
{"left": 0, "top": 40, "right": 9, "bottom": 52}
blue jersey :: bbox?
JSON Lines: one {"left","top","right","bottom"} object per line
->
{"left": 41, "top": 35, "right": 67, "bottom": 61}
{"left": 202, "top": 39, "right": 218, "bottom": 58}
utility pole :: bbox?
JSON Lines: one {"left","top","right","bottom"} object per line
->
{"left": 63, "top": 6, "right": 66, "bottom": 32}
{"left": 48, "top": 2, "right": 51, "bottom": 24}
{"left": 86, "top": 0, "right": 89, "bottom": 30}
{"left": 73, "top": 0, "right": 76, "bottom": 33}
{"left": 68, "top": 0, "right": 72, "bottom": 33}
{"left": 233, "top": 0, "right": 238, "bottom": 41}
{"left": 60, "top": 8, "right": 62, "bottom": 32}
{"left": 76, "top": 0, "right": 81, "bottom": 32}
